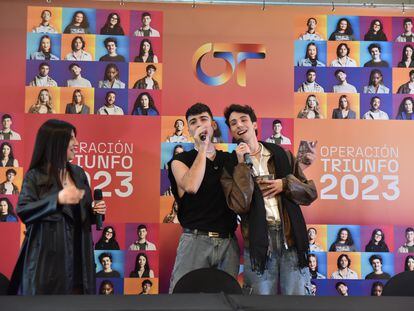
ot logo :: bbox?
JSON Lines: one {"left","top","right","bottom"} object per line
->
{"left": 192, "top": 43, "right": 266, "bottom": 87}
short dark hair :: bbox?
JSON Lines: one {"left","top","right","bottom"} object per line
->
{"left": 272, "top": 119, "right": 282, "bottom": 127}
{"left": 69, "top": 63, "right": 80, "bottom": 71}
{"left": 98, "top": 252, "right": 112, "bottom": 263}
{"left": 137, "top": 224, "right": 147, "bottom": 232}
{"left": 409, "top": 69, "right": 414, "bottom": 76}
{"left": 39, "top": 62, "right": 49, "bottom": 70}
{"left": 185, "top": 103, "right": 214, "bottom": 121}
{"left": 142, "top": 12, "right": 151, "bottom": 19}
{"left": 223, "top": 104, "right": 257, "bottom": 127}
{"left": 146, "top": 64, "right": 156, "bottom": 72}
{"left": 335, "top": 281, "right": 347, "bottom": 290}
{"left": 406, "top": 227, "right": 414, "bottom": 234}
{"left": 104, "top": 37, "right": 117, "bottom": 47}
{"left": 368, "top": 43, "right": 381, "bottom": 53}
{"left": 334, "top": 69, "right": 345, "bottom": 76}
{"left": 404, "top": 18, "right": 413, "bottom": 25}
{"left": 369, "top": 254, "right": 383, "bottom": 265}
{"left": 306, "top": 69, "right": 316, "bottom": 76}
{"left": 1, "top": 114, "right": 12, "bottom": 121}
{"left": 6, "top": 168, "right": 16, "bottom": 176}
{"left": 105, "top": 91, "right": 116, "bottom": 99}
{"left": 142, "top": 279, "right": 153, "bottom": 287}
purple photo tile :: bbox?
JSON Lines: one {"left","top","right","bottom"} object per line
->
{"left": 359, "top": 94, "right": 392, "bottom": 119}
{"left": 359, "top": 16, "right": 393, "bottom": 42}
{"left": 129, "top": 11, "right": 163, "bottom": 37}
{"left": 358, "top": 67, "right": 392, "bottom": 94}
{"left": 96, "top": 278, "right": 124, "bottom": 295}
{"left": 129, "top": 37, "right": 163, "bottom": 63}
{"left": 94, "top": 89, "right": 128, "bottom": 114}
{"left": 315, "top": 280, "right": 364, "bottom": 296}
{"left": 92, "top": 222, "right": 126, "bottom": 250}
{"left": 392, "top": 94, "right": 414, "bottom": 120}
{"left": 93, "top": 61, "right": 129, "bottom": 89}
{"left": 128, "top": 89, "right": 162, "bottom": 115}
{"left": 26, "top": 60, "right": 66, "bottom": 87}
{"left": 125, "top": 223, "right": 159, "bottom": 251}
{"left": 394, "top": 253, "right": 413, "bottom": 274}
{"left": 394, "top": 226, "right": 414, "bottom": 254}
{"left": 325, "top": 67, "right": 365, "bottom": 93}
{"left": 124, "top": 250, "right": 159, "bottom": 278}
{"left": 392, "top": 17, "right": 413, "bottom": 42}
{"left": 294, "top": 67, "right": 328, "bottom": 92}
{"left": 259, "top": 118, "right": 294, "bottom": 153}
{"left": 59, "top": 61, "right": 100, "bottom": 87}
{"left": 360, "top": 225, "right": 394, "bottom": 253}
{"left": 392, "top": 42, "right": 414, "bottom": 67}
{"left": 160, "top": 170, "right": 170, "bottom": 195}
{"left": 360, "top": 279, "right": 387, "bottom": 296}
{"left": 96, "top": 9, "right": 131, "bottom": 36}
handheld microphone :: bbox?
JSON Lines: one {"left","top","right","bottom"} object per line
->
{"left": 94, "top": 189, "right": 103, "bottom": 231}
{"left": 236, "top": 139, "right": 253, "bottom": 168}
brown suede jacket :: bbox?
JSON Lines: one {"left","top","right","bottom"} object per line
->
{"left": 221, "top": 147, "right": 317, "bottom": 249}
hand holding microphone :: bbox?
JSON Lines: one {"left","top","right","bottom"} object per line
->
{"left": 93, "top": 189, "right": 107, "bottom": 231}
{"left": 235, "top": 139, "right": 253, "bottom": 168}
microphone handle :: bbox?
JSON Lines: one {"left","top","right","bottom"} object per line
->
{"left": 96, "top": 214, "right": 103, "bottom": 231}
{"left": 243, "top": 153, "right": 253, "bottom": 168}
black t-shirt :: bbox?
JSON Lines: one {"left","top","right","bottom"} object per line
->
{"left": 169, "top": 149, "right": 237, "bottom": 234}
{"left": 99, "top": 54, "right": 125, "bottom": 62}
{"left": 96, "top": 270, "right": 120, "bottom": 278}
{"left": 365, "top": 271, "right": 391, "bottom": 280}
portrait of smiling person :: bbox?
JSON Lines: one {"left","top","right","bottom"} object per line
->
{"left": 3, "top": 1, "right": 414, "bottom": 309}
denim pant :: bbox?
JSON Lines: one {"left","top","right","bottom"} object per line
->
{"left": 169, "top": 232, "right": 240, "bottom": 293}
{"left": 243, "top": 224, "right": 311, "bottom": 295}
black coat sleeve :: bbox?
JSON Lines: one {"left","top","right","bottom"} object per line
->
{"left": 16, "top": 170, "right": 60, "bottom": 225}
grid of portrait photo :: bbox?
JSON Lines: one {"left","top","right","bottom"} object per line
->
{"left": 25, "top": 6, "right": 163, "bottom": 116}
{"left": 91, "top": 222, "right": 160, "bottom": 295}
{"left": 306, "top": 224, "right": 414, "bottom": 296}
{"left": 0, "top": 113, "right": 24, "bottom": 226}
{"left": 294, "top": 15, "right": 414, "bottom": 120}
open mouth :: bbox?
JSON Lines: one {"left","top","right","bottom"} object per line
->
{"left": 237, "top": 130, "right": 247, "bottom": 135}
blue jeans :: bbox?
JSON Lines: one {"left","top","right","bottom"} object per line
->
{"left": 243, "top": 224, "right": 311, "bottom": 295}
{"left": 169, "top": 232, "right": 240, "bottom": 293}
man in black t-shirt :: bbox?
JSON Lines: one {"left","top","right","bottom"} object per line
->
{"left": 365, "top": 254, "right": 391, "bottom": 280}
{"left": 99, "top": 37, "right": 125, "bottom": 62}
{"left": 167, "top": 103, "right": 249, "bottom": 293}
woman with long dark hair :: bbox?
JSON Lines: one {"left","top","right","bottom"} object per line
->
{"left": 100, "top": 12, "right": 124, "bottom": 35}
{"left": 95, "top": 226, "right": 120, "bottom": 250}
{"left": 365, "top": 228, "right": 390, "bottom": 252}
{"left": 398, "top": 44, "right": 414, "bottom": 68}
{"left": 364, "top": 19, "right": 387, "bottom": 41}
{"left": 129, "top": 253, "right": 154, "bottom": 278}
{"left": 8, "top": 119, "right": 106, "bottom": 295}
{"left": 131, "top": 92, "right": 159, "bottom": 116}
{"left": 134, "top": 39, "right": 158, "bottom": 63}
{"left": 64, "top": 11, "right": 91, "bottom": 34}
{"left": 0, "top": 142, "right": 19, "bottom": 167}
{"left": 405, "top": 255, "right": 414, "bottom": 272}
{"left": 329, "top": 228, "right": 357, "bottom": 252}
{"left": 396, "top": 97, "right": 414, "bottom": 120}
{"left": 0, "top": 197, "right": 17, "bottom": 222}
{"left": 329, "top": 18, "right": 355, "bottom": 41}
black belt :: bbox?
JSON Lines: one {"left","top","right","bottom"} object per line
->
{"left": 183, "top": 228, "right": 234, "bottom": 238}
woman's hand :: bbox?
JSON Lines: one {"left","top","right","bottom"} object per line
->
{"left": 58, "top": 185, "right": 85, "bottom": 204}
{"left": 92, "top": 200, "right": 107, "bottom": 215}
